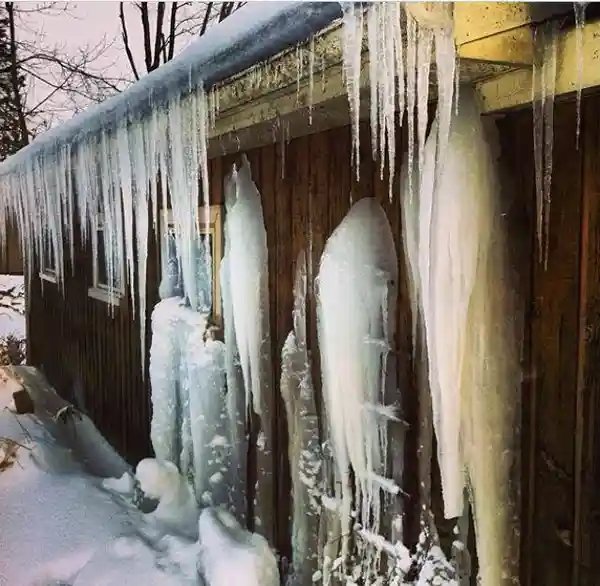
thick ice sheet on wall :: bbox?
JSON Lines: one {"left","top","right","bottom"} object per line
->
{"left": 149, "top": 298, "right": 238, "bottom": 511}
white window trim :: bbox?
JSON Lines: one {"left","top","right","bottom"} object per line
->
{"left": 39, "top": 228, "right": 58, "bottom": 284}
{"left": 160, "top": 205, "right": 223, "bottom": 323}
{"left": 87, "top": 212, "right": 126, "bottom": 306}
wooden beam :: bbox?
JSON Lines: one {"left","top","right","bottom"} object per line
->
{"left": 454, "top": 2, "right": 573, "bottom": 45}
{"left": 477, "top": 20, "right": 600, "bottom": 114}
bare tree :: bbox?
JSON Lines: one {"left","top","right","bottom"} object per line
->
{"left": 4, "top": 2, "right": 130, "bottom": 139}
{"left": 119, "top": 1, "right": 244, "bottom": 79}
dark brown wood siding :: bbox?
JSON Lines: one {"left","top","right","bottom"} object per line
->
{"left": 496, "top": 96, "right": 600, "bottom": 586}
{"left": 25, "top": 94, "right": 600, "bottom": 582}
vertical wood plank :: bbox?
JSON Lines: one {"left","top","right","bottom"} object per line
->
{"left": 529, "top": 100, "right": 582, "bottom": 586}
{"left": 496, "top": 108, "right": 536, "bottom": 586}
{"left": 574, "top": 94, "right": 600, "bottom": 586}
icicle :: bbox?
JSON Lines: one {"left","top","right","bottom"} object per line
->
{"left": 408, "top": 87, "right": 520, "bottom": 585}
{"left": 341, "top": 2, "right": 364, "bottom": 180}
{"left": 186, "top": 334, "right": 230, "bottom": 507}
{"left": 220, "top": 166, "right": 247, "bottom": 522}
{"left": 281, "top": 250, "right": 322, "bottom": 586}
{"left": 532, "top": 22, "right": 559, "bottom": 267}
{"left": 574, "top": 3, "right": 587, "bottom": 148}
{"left": 116, "top": 119, "right": 136, "bottom": 313}
{"left": 131, "top": 120, "right": 150, "bottom": 376}
{"left": 317, "top": 198, "right": 397, "bottom": 569}
{"left": 405, "top": 14, "right": 418, "bottom": 203}
{"left": 542, "top": 23, "right": 558, "bottom": 269}
{"left": 223, "top": 156, "right": 270, "bottom": 419}
{"left": 433, "top": 10, "right": 456, "bottom": 188}
{"left": 416, "top": 26, "right": 433, "bottom": 181}
{"left": 308, "top": 36, "right": 315, "bottom": 125}
{"left": 149, "top": 298, "right": 184, "bottom": 466}
{"left": 367, "top": 5, "right": 380, "bottom": 162}
{"left": 532, "top": 26, "right": 544, "bottom": 264}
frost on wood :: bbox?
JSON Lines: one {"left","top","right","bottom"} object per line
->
{"left": 532, "top": 21, "right": 559, "bottom": 268}
{"left": 401, "top": 87, "right": 520, "bottom": 585}
{"left": 198, "top": 507, "right": 280, "bottom": 586}
{"left": 317, "top": 198, "right": 398, "bottom": 574}
{"left": 341, "top": 2, "right": 456, "bottom": 198}
{"left": 280, "top": 250, "right": 322, "bottom": 585}
{"left": 222, "top": 155, "right": 271, "bottom": 420}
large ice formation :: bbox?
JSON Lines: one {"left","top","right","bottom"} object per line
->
{"left": 317, "top": 197, "right": 398, "bottom": 569}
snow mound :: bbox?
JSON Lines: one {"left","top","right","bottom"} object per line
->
{"left": 198, "top": 508, "right": 279, "bottom": 586}
{"left": 135, "top": 458, "right": 199, "bottom": 539}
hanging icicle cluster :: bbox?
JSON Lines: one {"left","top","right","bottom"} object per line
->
{"left": 340, "top": 2, "right": 456, "bottom": 199}
{"left": 149, "top": 298, "right": 237, "bottom": 509}
{"left": 0, "top": 87, "right": 210, "bottom": 376}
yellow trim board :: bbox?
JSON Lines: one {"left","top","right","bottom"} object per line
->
{"left": 476, "top": 20, "right": 600, "bottom": 113}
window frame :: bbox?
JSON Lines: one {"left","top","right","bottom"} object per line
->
{"left": 39, "top": 226, "right": 58, "bottom": 284}
{"left": 160, "top": 205, "right": 223, "bottom": 323}
{"left": 87, "top": 212, "right": 126, "bottom": 306}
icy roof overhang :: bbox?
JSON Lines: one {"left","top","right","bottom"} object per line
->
{"left": 1, "top": 2, "right": 596, "bottom": 172}
{"left": 205, "top": 2, "right": 598, "bottom": 157}
{"left": 0, "top": 1, "right": 343, "bottom": 178}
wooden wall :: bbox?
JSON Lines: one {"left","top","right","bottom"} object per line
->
{"left": 26, "top": 94, "right": 600, "bottom": 583}
{"left": 497, "top": 95, "right": 600, "bottom": 586}
{"left": 27, "top": 213, "right": 155, "bottom": 464}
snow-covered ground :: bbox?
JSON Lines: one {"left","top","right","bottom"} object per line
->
{"left": 0, "top": 275, "right": 25, "bottom": 340}
{"left": 0, "top": 370, "right": 199, "bottom": 586}
{"left": 0, "top": 367, "right": 280, "bottom": 586}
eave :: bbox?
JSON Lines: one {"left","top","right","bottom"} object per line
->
{"left": 208, "top": 2, "right": 596, "bottom": 157}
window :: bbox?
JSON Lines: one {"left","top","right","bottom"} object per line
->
{"left": 39, "top": 226, "right": 58, "bottom": 283}
{"left": 160, "top": 205, "right": 223, "bottom": 323}
{"left": 88, "top": 212, "right": 125, "bottom": 305}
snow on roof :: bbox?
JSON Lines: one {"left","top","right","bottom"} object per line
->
{"left": 0, "top": 1, "right": 343, "bottom": 178}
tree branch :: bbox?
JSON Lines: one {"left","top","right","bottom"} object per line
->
{"left": 140, "top": 2, "right": 152, "bottom": 73}
{"left": 119, "top": 1, "right": 139, "bottom": 81}
{"left": 151, "top": 2, "right": 166, "bottom": 71}
{"left": 6, "top": 2, "right": 29, "bottom": 147}
{"left": 168, "top": 1, "right": 178, "bottom": 60}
